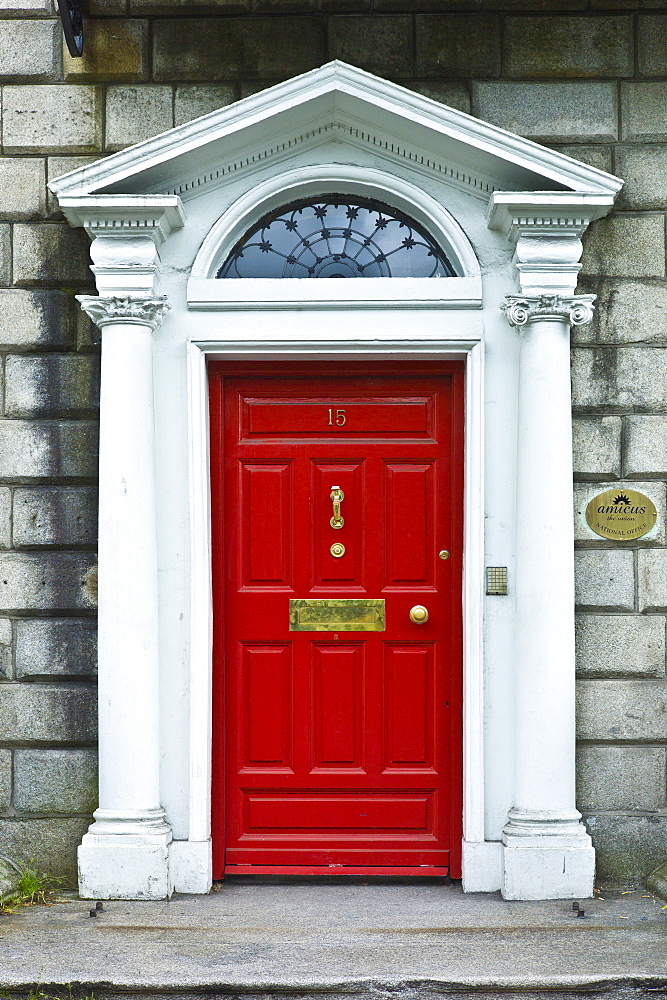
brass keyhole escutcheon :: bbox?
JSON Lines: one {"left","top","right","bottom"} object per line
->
{"left": 438, "top": 550, "right": 450, "bottom": 560}
{"left": 409, "top": 605, "right": 429, "bottom": 624}
{"left": 330, "top": 542, "right": 345, "bottom": 558}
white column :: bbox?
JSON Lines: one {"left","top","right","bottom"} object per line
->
{"left": 77, "top": 294, "right": 172, "bottom": 899}
{"left": 501, "top": 293, "right": 596, "bottom": 900}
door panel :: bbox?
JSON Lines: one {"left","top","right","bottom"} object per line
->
{"left": 210, "top": 363, "right": 464, "bottom": 878}
{"left": 241, "top": 644, "right": 293, "bottom": 771}
{"left": 383, "top": 644, "right": 435, "bottom": 770}
{"left": 384, "top": 463, "right": 434, "bottom": 588}
{"left": 311, "top": 643, "right": 365, "bottom": 771}
{"left": 240, "top": 462, "right": 293, "bottom": 590}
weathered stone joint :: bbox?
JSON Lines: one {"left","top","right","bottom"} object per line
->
{"left": 501, "top": 294, "right": 595, "bottom": 328}
{"left": 76, "top": 295, "right": 170, "bottom": 333}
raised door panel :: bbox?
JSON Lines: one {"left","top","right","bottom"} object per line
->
{"left": 239, "top": 462, "right": 293, "bottom": 590}
{"left": 383, "top": 644, "right": 435, "bottom": 772}
{"left": 310, "top": 642, "right": 366, "bottom": 772}
{"left": 383, "top": 463, "right": 435, "bottom": 590}
{"left": 239, "top": 644, "right": 293, "bottom": 772}
{"left": 309, "top": 462, "right": 365, "bottom": 590}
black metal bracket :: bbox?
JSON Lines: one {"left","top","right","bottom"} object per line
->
{"left": 56, "top": 0, "right": 84, "bottom": 57}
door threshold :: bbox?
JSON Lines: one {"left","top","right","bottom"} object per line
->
{"left": 224, "top": 865, "right": 450, "bottom": 877}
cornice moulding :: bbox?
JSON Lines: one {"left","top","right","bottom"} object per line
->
{"left": 58, "top": 195, "right": 186, "bottom": 243}
{"left": 47, "top": 62, "right": 623, "bottom": 205}
{"left": 487, "top": 192, "right": 616, "bottom": 239}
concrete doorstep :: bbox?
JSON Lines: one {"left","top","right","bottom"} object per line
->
{"left": 0, "top": 882, "right": 665, "bottom": 998}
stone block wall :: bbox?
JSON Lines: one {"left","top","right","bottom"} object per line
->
{"left": 1, "top": 0, "right": 666, "bottom": 883}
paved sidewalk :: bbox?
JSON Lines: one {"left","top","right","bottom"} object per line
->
{"left": 0, "top": 882, "right": 665, "bottom": 994}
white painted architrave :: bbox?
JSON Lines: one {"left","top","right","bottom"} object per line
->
{"left": 49, "top": 60, "right": 624, "bottom": 901}
{"left": 183, "top": 304, "right": 487, "bottom": 893}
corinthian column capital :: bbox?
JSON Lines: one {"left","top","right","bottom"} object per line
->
{"left": 77, "top": 294, "right": 171, "bottom": 333}
{"left": 501, "top": 293, "right": 595, "bottom": 329}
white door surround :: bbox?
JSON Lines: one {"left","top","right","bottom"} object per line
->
{"left": 50, "top": 61, "right": 623, "bottom": 901}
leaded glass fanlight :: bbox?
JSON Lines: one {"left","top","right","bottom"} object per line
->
{"left": 218, "top": 195, "right": 456, "bottom": 278}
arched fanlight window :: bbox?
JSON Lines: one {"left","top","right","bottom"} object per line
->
{"left": 218, "top": 194, "right": 456, "bottom": 278}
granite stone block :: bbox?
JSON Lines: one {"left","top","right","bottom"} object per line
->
{"left": 0, "top": 19, "right": 60, "bottom": 82}
{"left": 63, "top": 18, "right": 149, "bottom": 82}
{"left": 153, "top": 18, "right": 324, "bottom": 81}
{"left": 638, "top": 549, "right": 667, "bottom": 611}
{"left": 0, "top": 683, "right": 97, "bottom": 743}
{"left": 581, "top": 215, "right": 665, "bottom": 279}
{"left": 574, "top": 549, "right": 635, "bottom": 611}
{"left": 577, "top": 678, "right": 667, "bottom": 740}
{"left": 104, "top": 85, "right": 173, "bottom": 151}
{"left": 575, "top": 280, "right": 667, "bottom": 345}
{"left": 584, "top": 813, "right": 667, "bottom": 886}
{"left": 0, "top": 619, "right": 11, "bottom": 680}
{"left": 131, "top": 0, "right": 246, "bottom": 11}
{"left": 0, "top": 419, "right": 97, "bottom": 479}
{"left": 14, "top": 748, "right": 97, "bottom": 813}
{"left": 473, "top": 81, "right": 618, "bottom": 143}
{"left": 0, "top": 420, "right": 97, "bottom": 478}
{"left": 0, "top": 552, "right": 97, "bottom": 612}
{"left": 4, "top": 354, "right": 100, "bottom": 416}
{"left": 329, "top": 16, "right": 412, "bottom": 78}
{"left": 615, "top": 146, "right": 667, "bottom": 210}
{"left": 415, "top": 15, "right": 500, "bottom": 78}
{"left": 638, "top": 15, "right": 667, "bottom": 76}
{"left": 0, "top": 158, "right": 46, "bottom": 220}
{"left": 505, "top": 16, "right": 633, "bottom": 79}
{"left": 575, "top": 614, "right": 666, "bottom": 677}
{"left": 0, "top": 289, "right": 74, "bottom": 350}
{"left": 551, "top": 144, "right": 613, "bottom": 175}
{"left": 2, "top": 85, "right": 103, "bottom": 154}
{"left": 625, "top": 415, "right": 667, "bottom": 476}
{"left": 621, "top": 82, "right": 667, "bottom": 141}
{"left": 0, "top": 488, "right": 10, "bottom": 550}
{"left": 572, "top": 416, "right": 622, "bottom": 479}
{"left": 0, "top": 645, "right": 10, "bottom": 680}
{"left": 15, "top": 618, "right": 97, "bottom": 678}
{"left": 405, "top": 82, "right": 470, "bottom": 113}
{"left": 0, "top": 750, "right": 10, "bottom": 810}
{"left": 0, "top": 0, "right": 53, "bottom": 13}
{"left": 174, "top": 85, "right": 236, "bottom": 126}
{"left": 0, "top": 226, "right": 10, "bottom": 287}
{"left": 12, "top": 224, "right": 92, "bottom": 287}
{"left": 0, "top": 816, "right": 91, "bottom": 879}
{"left": 572, "top": 347, "right": 667, "bottom": 410}
{"left": 577, "top": 746, "right": 666, "bottom": 812}
{"left": 13, "top": 487, "right": 97, "bottom": 547}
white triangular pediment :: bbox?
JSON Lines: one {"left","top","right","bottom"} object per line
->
{"left": 49, "top": 61, "right": 621, "bottom": 206}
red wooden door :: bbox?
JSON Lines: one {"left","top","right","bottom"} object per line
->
{"left": 210, "top": 363, "right": 464, "bottom": 878}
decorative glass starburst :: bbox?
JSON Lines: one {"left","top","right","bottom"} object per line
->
{"left": 218, "top": 194, "right": 456, "bottom": 278}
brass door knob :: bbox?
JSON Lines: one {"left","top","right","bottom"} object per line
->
{"left": 409, "top": 605, "right": 429, "bottom": 624}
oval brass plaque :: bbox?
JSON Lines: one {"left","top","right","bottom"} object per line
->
{"left": 585, "top": 488, "right": 657, "bottom": 541}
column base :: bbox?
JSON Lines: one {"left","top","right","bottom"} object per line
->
{"left": 501, "top": 809, "right": 595, "bottom": 900}
{"left": 78, "top": 808, "right": 173, "bottom": 900}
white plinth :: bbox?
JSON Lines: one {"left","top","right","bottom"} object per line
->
{"left": 78, "top": 809, "right": 173, "bottom": 900}
{"left": 171, "top": 840, "right": 212, "bottom": 894}
{"left": 502, "top": 836, "right": 595, "bottom": 901}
